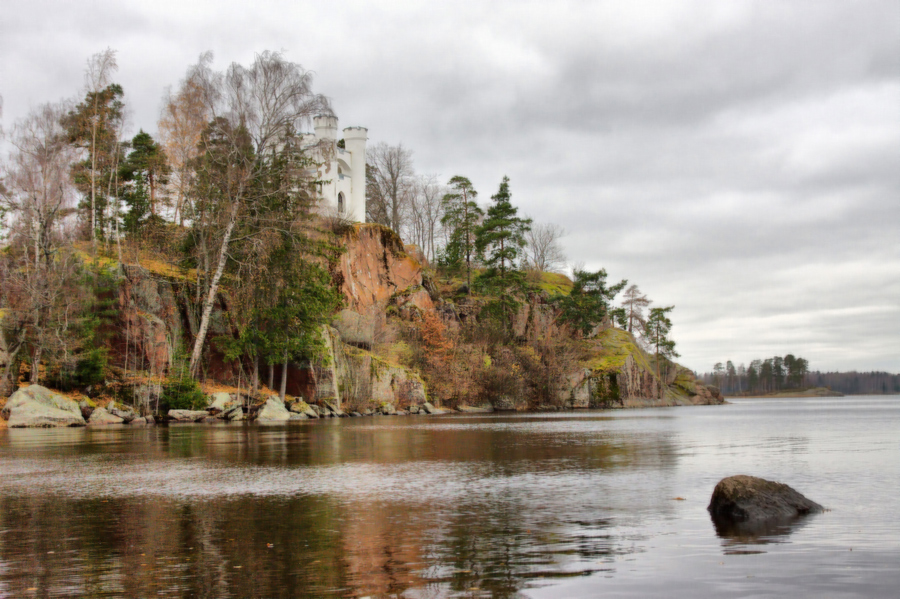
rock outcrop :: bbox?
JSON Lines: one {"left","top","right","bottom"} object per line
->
{"left": 1, "top": 385, "right": 86, "bottom": 427}
{"left": 118, "top": 265, "right": 183, "bottom": 376}
{"left": 558, "top": 328, "right": 723, "bottom": 409}
{"left": 336, "top": 224, "right": 434, "bottom": 314}
{"left": 708, "top": 475, "right": 824, "bottom": 522}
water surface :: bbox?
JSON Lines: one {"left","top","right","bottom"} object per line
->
{"left": 1, "top": 396, "right": 898, "bottom": 597}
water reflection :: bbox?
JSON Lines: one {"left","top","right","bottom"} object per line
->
{"left": 2, "top": 400, "right": 898, "bottom": 598}
{"left": 0, "top": 415, "right": 681, "bottom": 597}
{"left": 711, "top": 513, "right": 816, "bottom": 555}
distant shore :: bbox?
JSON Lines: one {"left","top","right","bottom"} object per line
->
{"left": 727, "top": 387, "right": 844, "bottom": 399}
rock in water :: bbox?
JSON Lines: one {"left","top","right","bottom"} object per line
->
{"left": 2, "top": 385, "right": 86, "bottom": 427}
{"left": 708, "top": 475, "right": 823, "bottom": 522}
{"left": 168, "top": 409, "right": 209, "bottom": 422}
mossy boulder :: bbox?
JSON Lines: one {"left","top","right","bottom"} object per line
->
{"left": 2, "top": 385, "right": 86, "bottom": 428}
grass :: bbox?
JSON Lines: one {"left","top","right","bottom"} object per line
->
{"left": 532, "top": 271, "right": 573, "bottom": 296}
{"left": 584, "top": 327, "right": 654, "bottom": 374}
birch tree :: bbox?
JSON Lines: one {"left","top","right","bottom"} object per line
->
{"left": 185, "top": 51, "right": 330, "bottom": 377}
{"left": 366, "top": 142, "right": 414, "bottom": 232}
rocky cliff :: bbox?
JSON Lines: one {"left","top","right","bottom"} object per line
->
{"left": 103, "top": 222, "right": 720, "bottom": 412}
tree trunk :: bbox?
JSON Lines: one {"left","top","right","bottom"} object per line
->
{"left": 279, "top": 351, "right": 288, "bottom": 400}
{"left": 30, "top": 346, "right": 42, "bottom": 384}
{"left": 268, "top": 362, "right": 274, "bottom": 390}
{"left": 188, "top": 201, "right": 240, "bottom": 377}
{"left": 0, "top": 339, "right": 23, "bottom": 398}
{"left": 252, "top": 355, "right": 259, "bottom": 393}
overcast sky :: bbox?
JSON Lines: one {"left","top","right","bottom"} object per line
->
{"left": 2, "top": 0, "right": 898, "bottom": 373}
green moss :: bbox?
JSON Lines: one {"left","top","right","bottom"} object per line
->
{"left": 536, "top": 271, "right": 574, "bottom": 295}
{"left": 584, "top": 328, "right": 653, "bottom": 374}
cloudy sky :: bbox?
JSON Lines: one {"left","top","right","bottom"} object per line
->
{"left": 2, "top": 0, "right": 898, "bottom": 373}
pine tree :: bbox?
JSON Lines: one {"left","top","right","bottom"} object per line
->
{"left": 120, "top": 130, "right": 170, "bottom": 218}
{"left": 474, "top": 175, "right": 532, "bottom": 293}
{"left": 63, "top": 83, "right": 125, "bottom": 244}
{"left": 439, "top": 175, "right": 482, "bottom": 292}
{"left": 645, "top": 306, "right": 679, "bottom": 398}
{"left": 555, "top": 268, "right": 627, "bottom": 337}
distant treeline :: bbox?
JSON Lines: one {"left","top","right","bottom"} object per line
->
{"left": 699, "top": 355, "right": 900, "bottom": 396}
{"left": 805, "top": 371, "right": 900, "bottom": 396}
{"left": 700, "top": 355, "right": 808, "bottom": 395}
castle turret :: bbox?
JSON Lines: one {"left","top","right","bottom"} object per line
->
{"left": 343, "top": 126, "right": 368, "bottom": 223}
{"left": 313, "top": 115, "right": 338, "bottom": 141}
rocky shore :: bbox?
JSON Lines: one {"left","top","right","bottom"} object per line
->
{"left": 1, "top": 382, "right": 719, "bottom": 429}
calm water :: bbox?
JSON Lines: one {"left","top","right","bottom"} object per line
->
{"left": 1, "top": 396, "right": 898, "bottom": 598}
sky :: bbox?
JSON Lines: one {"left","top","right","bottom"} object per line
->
{"left": 1, "top": 0, "right": 898, "bottom": 373}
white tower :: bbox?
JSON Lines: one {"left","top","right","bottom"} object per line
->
{"left": 310, "top": 115, "right": 367, "bottom": 223}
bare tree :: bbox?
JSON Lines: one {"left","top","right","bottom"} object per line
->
{"left": 158, "top": 56, "right": 211, "bottom": 225}
{"left": 366, "top": 142, "right": 414, "bottom": 232}
{"left": 620, "top": 284, "right": 651, "bottom": 335}
{"left": 524, "top": 221, "right": 567, "bottom": 273}
{"left": 406, "top": 174, "right": 445, "bottom": 261}
{"left": 185, "top": 51, "right": 330, "bottom": 377}
{"left": 1, "top": 102, "right": 85, "bottom": 386}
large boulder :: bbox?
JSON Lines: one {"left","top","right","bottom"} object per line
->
{"left": 2, "top": 385, "right": 86, "bottom": 428}
{"left": 88, "top": 407, "right": 125, "bottom": 425}
{"left": 256, "top": 397, "right": 291, "bottom": 422}
{"left": 708, "top": 475, "right": 824, "bottom": 523}
{"left": 107, "top": 401, "right": 137, "bottom": 423}
{"left": 208, "top": 392, "right": 237, "bottom": 411}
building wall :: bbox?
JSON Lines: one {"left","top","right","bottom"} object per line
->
{"left": 309, "top": 116, "right": 367, "bottom": 222}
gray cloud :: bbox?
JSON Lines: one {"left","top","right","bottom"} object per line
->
{"left": 1, "top": 0, "right": 897, "bottom": 373}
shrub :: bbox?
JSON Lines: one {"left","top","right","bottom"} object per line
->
{"left": 160, "top": 375, "right": 206, "bottom": 412}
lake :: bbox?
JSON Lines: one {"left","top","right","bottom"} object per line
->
{"left": 1, "top": 396, "right": 898, "bottom": 598}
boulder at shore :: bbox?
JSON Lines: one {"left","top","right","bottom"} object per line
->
{"left": 708, "top": 475, "right": 823, "bottom": 522}
{"left": 257, "top": 397, "right": 291, "bottom": 422}
{"left": 2, "top": 385, "right": 86, "bottom": 428}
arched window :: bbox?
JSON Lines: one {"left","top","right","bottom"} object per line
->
{"left": 337, "top": 192, "right": 345, "bottom": 213}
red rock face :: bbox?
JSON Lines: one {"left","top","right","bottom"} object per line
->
{"left": 117, "top": 265, "right": 182, "bottom": 376}
{"left": 337, "top": 225, "right": 431, "bottom": 313}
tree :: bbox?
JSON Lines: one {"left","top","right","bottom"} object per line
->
{"left": 475, "top": 176, "right": 531, "bottom": 289}
{"left": 158, "top": 55, "right": 211, "bottom": 225}
{"left": 62, "top": 49, "right": 121, "bottom": 249}
{"left": 439, "top": 175, "right": 482, "bottom": 292}
{"left": 406, "top": 174, "right": 445, "bottom": 262}
{"left": 620, "top": 284, "right": 651, "bottom": 334}
{"left": 712, "top": 362, "right": 725, "bottom": 388}
{"left": 555, "top": 268, "right": 627, "bottom": 337}
{"left": 0, "top": 102, "right": 88, "bottom": 387}
{"left": 184, "top": 51, "right": 330, "bottom": 377}
{"left": 366, "top": 142, "right": 414, "bottom": 232}
{"left": 120, "top": 130, "right": 170, "bottom": 218}
{"left": 523, "top": 221, "right": 567, "bottom": 273}
{"left": 645, "top": 306, "right": 679, "bottom": 398}
{"left": 726, "top": 360, "right": 737, "bottom": 393}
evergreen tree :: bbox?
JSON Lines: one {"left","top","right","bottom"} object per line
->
{"left": 439, "top": 175, "right": 482, "bottom": 292}
{"left": 62, "top": 83, "right": 126, "bottom": 243}
{"left": 120, "top": 130, "right": 170, "bottom": 219}
{"left": 645, "top": 306, "right": 679, "bottom": 398}
{"left": 555, "top": 268, "right": 627, "bottom": 337}
{"left": 474, "top": 175, "right": 532, "bottom": 292}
